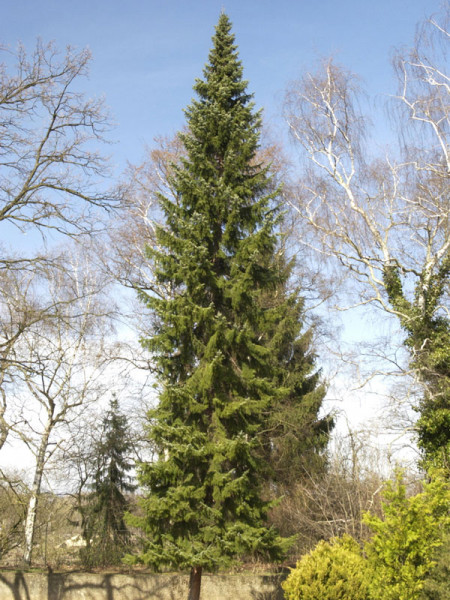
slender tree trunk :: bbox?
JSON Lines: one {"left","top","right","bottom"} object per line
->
{"left": 0, "top": 376, "right": 10, "bottom": 452}
{"left": 188, "top": 566, "right": 202, "bottom": 600}
{"left": 23, "top": 426, "right": 51, "bottom": 566}
{"left": 0, "top": 413, "right": 9, "bottom": 452}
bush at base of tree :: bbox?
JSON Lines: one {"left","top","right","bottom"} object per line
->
{"left": 282, "top": 470, "right": 450, "bottom": 600}
{"left": 282, "top": 535, "right": 370, "bottom": 600}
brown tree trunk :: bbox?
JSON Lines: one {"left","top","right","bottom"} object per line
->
{"left": 188, "top": 566, "right": 202, "bottom": 600}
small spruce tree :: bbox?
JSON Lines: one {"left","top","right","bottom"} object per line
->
{"left": 127, "top": 13, "right": 329, "bottom": 600}
{"left": 80, "top": 397, "right": 135, "bottom": 567}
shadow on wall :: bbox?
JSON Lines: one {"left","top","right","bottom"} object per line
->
{"left": 47, "top": 573, "right": 183, "bottom": 600}
{"left": 0, "top": 571, "right": 285, "bottom": 600}
{"left": 0, "top": 572, "right": 32, "bottom": 600}
{"left": 249, "top": 575, "right": 285, "bottom": 600}
{"left": 58, "top": 573, "right": 188, "bottom": 600}
{"left": 0, "top": 572, "right": 186, "bottom": 600}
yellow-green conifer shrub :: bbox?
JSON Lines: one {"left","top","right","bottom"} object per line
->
{"left": 282, "top": 535, "right": 370, "bottom": 600}
{"left": 364, "top": 471, "right": 450, "bottom": 600}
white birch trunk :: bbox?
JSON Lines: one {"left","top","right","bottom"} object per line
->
{"left": 23, "top": 425, "right": 51, "bottom": 566}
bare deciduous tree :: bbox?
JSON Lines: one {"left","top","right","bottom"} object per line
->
{"left": 0, "top": 40, "right": 116, "bottom": 249}
{"left": 269, "top": 428, "right": 389, "bottom": 559}
{"left": 0, "top": 39, "right": 117, "bottom": 455}
{"left": 283, "top": 5, "right": 449, "bottom": 465}
{"left": 109, "top": 135, "right": 186, "bottom": 301}
{"left": 0, "top": 261, "right": 74, "bottom": 453}
{"left": 2, "top": 252, "right": 114, "bottom": 565}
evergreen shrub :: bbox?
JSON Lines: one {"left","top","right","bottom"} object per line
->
{"left": 282, "top": 534, "right": 370, "bottom": 600}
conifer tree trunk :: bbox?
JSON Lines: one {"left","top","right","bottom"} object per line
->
{"left": 188, "top": 566, "right": 202, "bottom": 600}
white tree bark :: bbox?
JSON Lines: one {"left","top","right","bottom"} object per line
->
{"left": 23, "top": 426, "right": 51, "bottom": 566}
{"left": 4, "top": 249, "right": 116, "bottom": 566}
{"left": 283, "top": 8, "right": 449, "bottom": 326}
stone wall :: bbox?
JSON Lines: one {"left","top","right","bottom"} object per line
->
{"left": 0, "top": 571, "right": 286, "bottom": 600}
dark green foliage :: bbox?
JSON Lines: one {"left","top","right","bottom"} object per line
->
{"left": 260, "top": 270, "right": 333, "bottom": 486}
{"left": 420, "top": 533, "right": 450, "bottom": 600}
{"left": 127, "top": 14, "right": 328, "bottom": 575}
{"left": 383, "top": 262, "right": 450, "bottom": 469}
{"left": 80, "top": 397, "right": 135, "bottom": 567}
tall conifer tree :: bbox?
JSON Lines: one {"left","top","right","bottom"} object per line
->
{"left": 128, "top": 14, "right": 329, "bottom": 599}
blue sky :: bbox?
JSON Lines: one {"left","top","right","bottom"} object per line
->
{"left": 2, "top": 0, "right": 441, "bottom": 173}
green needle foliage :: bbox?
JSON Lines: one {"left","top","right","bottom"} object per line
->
{"left": 364, "top": 471, "right": 450, "bottom": 600}
{"left": 80, "top": 397, "right": 136, "bottom": 567}
{"left": 283, "top": 471, "right": 450, "bottom": 600}
{"left": 282, "top": 535, "right": 370, "bottom": 600}
{"left": 420, "top": 533, "right": 450, "bottom": 600}
{"left": 126, "top": 13, "right": 329, "bottom": 579}
{"left": 260, "top": 268, "right": 332, "bottom": 487}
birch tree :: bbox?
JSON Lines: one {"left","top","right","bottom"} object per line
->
{"left": 283, "top": 6, "right": 449, "bottom": 466}
{"left": 5, "top": 252, "right": 114, "bottom": 566}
